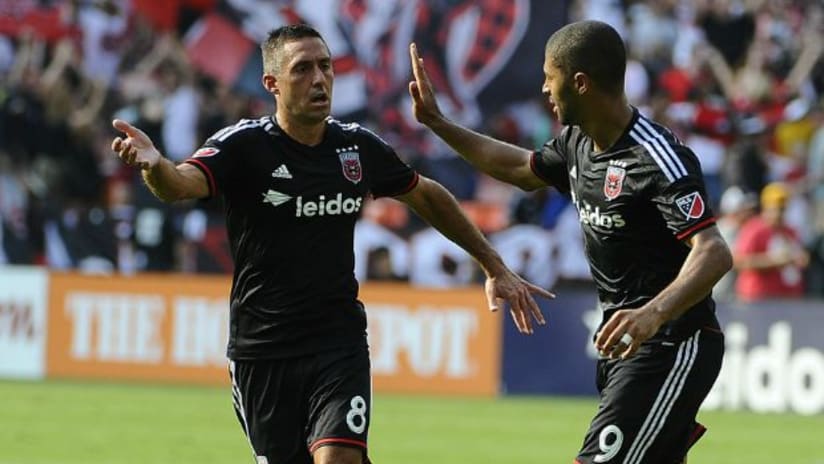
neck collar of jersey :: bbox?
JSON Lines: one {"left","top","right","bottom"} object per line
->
{"left": 594, "top": 106, "right": 641, "bottom": 155}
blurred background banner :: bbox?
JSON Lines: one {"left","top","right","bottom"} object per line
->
{"left": 500, "top": 285, "right": 600, "bottom": 396}
{"left": 46, "top": 271, "right": 231, "bottom": 384}
{"left": 706, "top": 300, "right": 824, "bottom": 416}
{"left": 180, "top": 0, "right": 569, "bottom": 128}
{"left": 0, "top": 267, "right": 824, "bottom": 415}
{"left": 362, "top": 284, "right": 502, "bottom": 397}
{"left": 0, "top": 266, "right": 48, "bottom": 380}
{"left": 3, "top": 270, "right": 501, "bottom": 395}
{"left": 4, "top": 267, "right": 823, "bottom": 414}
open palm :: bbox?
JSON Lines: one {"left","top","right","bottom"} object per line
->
{"left": 111, "top": 119, "right": 161, "bottom": 170}
{"left": 408, "top": 43, "right": 445, "bottom": 127}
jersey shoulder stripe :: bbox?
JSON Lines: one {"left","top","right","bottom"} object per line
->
{"left": 328, "top": 117, "right": 360, "bottom": 132}
{"left": 628, "top": 117, "right": 687, "bottom": 183}
{"left": 209, "top": 117, "right": 270, "bottom": 143}
{"left": 328, "top": 118, "right": 391, "bottom": 146}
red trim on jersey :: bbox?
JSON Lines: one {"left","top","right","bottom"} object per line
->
{"left": 308, "top": 437, "right": 367, "bottom": 453}
{"left": 391, "top": 172, "right": 420, "bottom": 197}
{"left": 686, "top": 422, "right": 707, "bottom": 451}
{"left": 676, "top": 217, "right": 716, "bottom": 240}
{"left": 184, "top": 158, "right": 216, "bottom": 197}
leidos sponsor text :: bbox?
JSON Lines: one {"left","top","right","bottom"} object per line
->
{"left": 576, "top": 201, "right": 625, "bottom": 229}
{"left": 704, "top": 322, "right": 824, "bottom": 415}
{"left": 296, "top": 193, "right": 362, "bottom": 217}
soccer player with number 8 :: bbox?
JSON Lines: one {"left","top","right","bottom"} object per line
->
{"left": 112, "top": 23, "right": 553, "bottom": 464}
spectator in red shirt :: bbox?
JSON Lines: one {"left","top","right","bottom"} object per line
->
{"left": 734, "top": 182, "right": 810, "bottom": 301}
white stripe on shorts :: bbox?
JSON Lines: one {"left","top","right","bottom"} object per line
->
{"left": 229, "top": 360, "right": 259, "bottom": 457}
{"left": 623, "top": 330, "right": 701, "bottom": 464}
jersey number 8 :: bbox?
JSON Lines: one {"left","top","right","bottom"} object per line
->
{"left": 346, "top": 395, "right": 367, "bottom": 434}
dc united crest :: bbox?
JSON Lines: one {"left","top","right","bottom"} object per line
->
{"left": 337, "top": 147, "right": 362, "bottom": 184}
{"left": 604, "top": 165, "right": 626, "bottom": 200}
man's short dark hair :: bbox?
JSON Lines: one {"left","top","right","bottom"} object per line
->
{"left": 545, "top": 20, "right": 626, "bottom": 95}
{"left": 261, "top": 23, "right": 328, "bottom": 74}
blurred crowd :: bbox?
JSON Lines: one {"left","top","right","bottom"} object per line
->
{"left": 0, "top": 0, "right": 822, "bottom": 302}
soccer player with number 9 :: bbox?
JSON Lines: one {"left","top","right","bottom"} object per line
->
{"left": 409, "top": 20, "right": 732, "bottom": 464}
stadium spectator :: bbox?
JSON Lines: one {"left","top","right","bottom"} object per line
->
{"left": 409, "top": 20, "right": 732, "bottom": 464}
{"left": 734, "top": 182, "right": 810, "bottom": 302}
{"left": 110, "top": 23, "right": 551, "bottom": 464}
{"left": 714, "top": 186, "right": 758, "bottom": 302}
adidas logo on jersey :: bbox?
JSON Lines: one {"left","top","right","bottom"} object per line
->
{"left": 271, "top": 164, "right": 292, "bottom": 179}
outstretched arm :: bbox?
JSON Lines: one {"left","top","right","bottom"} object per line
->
{"left": 111, "top": 119, "right": 209, "bottom": 202}
{"left": 408, "top": 43, "right": 545, "bottom": 191}
{"left": 396, "top": 175, "right": 554, "bottom": 334}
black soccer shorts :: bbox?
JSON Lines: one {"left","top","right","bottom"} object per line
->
{"left": 229, "top": 345, "right": 372, "bottom": 464}
{"left": 576, "top": 328, "right": 723, "bottom": 464}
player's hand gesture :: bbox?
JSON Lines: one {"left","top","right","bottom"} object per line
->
{"left": 485, "top": 269, "right": 555, "bottom": 335}
{"left": 111, "top": 119, "right": 162, "bottom": 171}
{"left": 408, "top": 43, "right": 445, "bottom": 127}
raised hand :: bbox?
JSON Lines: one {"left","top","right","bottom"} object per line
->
{"left": 408, "top": 43, "right": 445, "bottom": 127}
{"left": 484, "top": 269, "right": 555, "bottom": 335}
{"left": 111, "top": 119, "right": 162, "bottom": 170}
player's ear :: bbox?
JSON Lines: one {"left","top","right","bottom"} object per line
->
{"left": 573, "top": 72, "right": 589, "bottom": 95}
{"left": 262, "top": 74, "right": 279, "bottom": 96}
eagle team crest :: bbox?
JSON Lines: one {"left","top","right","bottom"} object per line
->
{"left": 338, "top": 147, "right": 362, "bottom": 184}
{"left": 604, "top": 165, "right": 626, "bottom": 200}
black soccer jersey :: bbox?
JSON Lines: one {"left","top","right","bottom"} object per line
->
{"left": 531, "top": 108, "right": 719, "bottom": 341}
{"left": 184, "top": 116, "right": 418, "bottom": 359}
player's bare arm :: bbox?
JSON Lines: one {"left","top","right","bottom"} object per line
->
{"left": 408, "top": 43, "right": 545, "bottom": 191}
{"left": 595, "top": 226, "right": 732, "bottom": 359}
{"left": 111, "top": 119, "right": 209, "bottom": 201}
{"left": 396, "top": 175, "right": 554, "bottom": 334}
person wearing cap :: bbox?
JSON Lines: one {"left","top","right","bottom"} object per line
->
{"left": 734, "top": 182, "right": 810, "bottom": 301}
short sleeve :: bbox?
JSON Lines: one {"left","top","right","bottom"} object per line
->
{"left": 357, "top": 128, "right": 419, "bottom": 198}
{"left": 182, "top": 125, "right": 243, "bottom": 198}
{"left": 648, "top": 146, "right": 716, "bottom": 240}
{"left": 530, "top": 127, "right": 572, "bottom": 193}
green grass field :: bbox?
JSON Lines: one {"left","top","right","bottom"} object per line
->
{"left": 2, "top": 379, "right": 822, "bottom": 463}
